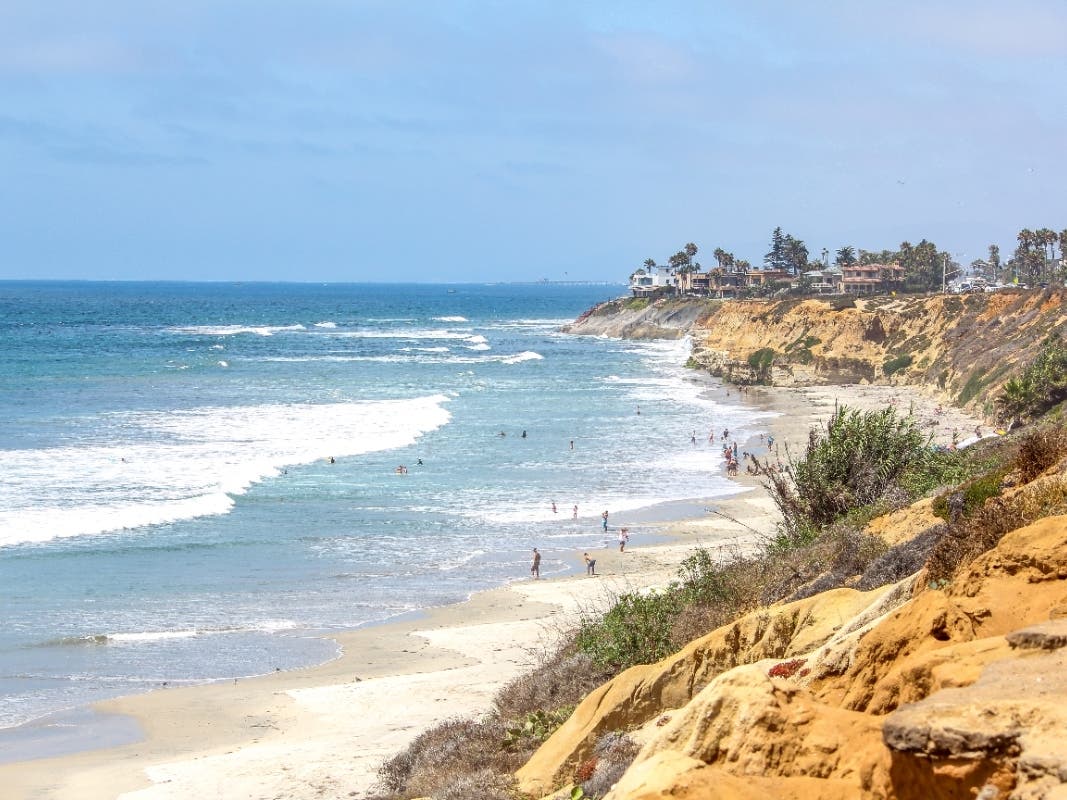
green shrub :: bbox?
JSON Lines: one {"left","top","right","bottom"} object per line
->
{"left": 624, "top": 297, "right": 650, "bottom": 311}
{"left": 747, "top": 347, "right": 776, "bottom": 383}
{"left": 996, "top": 335, "right": 1067, "bottom": 423}
{"left": 575, "top": 590, "right": 681, "bottom": 670}
{"left": 759, "top": 405, "right": 932, "bottom": 545}
{"left": 883, "top": 353, "right": 913, "bottom": 376}
{"left": 932, "top": 470, "right": 1006, "bottom": 521}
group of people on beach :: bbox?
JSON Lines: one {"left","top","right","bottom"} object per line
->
{"left": 531, "top": 524, "right": 628, "bottom": 580}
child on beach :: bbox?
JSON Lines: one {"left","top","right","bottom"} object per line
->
{"left": 584, "top": 553, "right": 596, "bottom": 575}
{"left": 618, "top": 527, "right": 629, "bottom": 552}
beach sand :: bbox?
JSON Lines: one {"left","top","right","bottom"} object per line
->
{"left": 0, "top": 382, "right": 984, "bottom": 800}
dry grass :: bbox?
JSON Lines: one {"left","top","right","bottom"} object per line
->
{"left": 1013, "top": 424, "right": 1067, "bottom": 482}
{"left": 373, "top": 716, "right": 523, "bottom": 800}
{"left": 493, "top": 637, "right": 613, "bottom": 721}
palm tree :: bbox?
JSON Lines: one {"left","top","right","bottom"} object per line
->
{"left": 713, "top": 248, "right": 726, "bottom": 269}
{"left": 643, "top": 258, "right": 656, "bottom": 270}
{"left": 784, "top": 236, "right": 809, "bottom": 275}
{"left": 1036, "top": 228, "right": 1057, "bottom": 282}
{"left": 834, "top": 246, "right": 857, "bottom": 268}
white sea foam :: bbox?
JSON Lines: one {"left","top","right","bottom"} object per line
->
{"left": 332, "top": 329, "right": 474, "bottom": 340}
{"left": 168, "top": 324, "right": 307, "bottom": 337}
{"left": 501, "top": 351, "right": 543, "bottom": 364}
{"left": 313, "top": 321, "right": 337, "bottom": 328}
{"left": 466, "top": 343, "right": 491, "bottom": 351}
{"left": 432, "top": 316, "right": 468, "bottom": 322}
{"left": 0, "top": 395, "right": 452, "bottom": 547}
{"left": 108, "top": 630, "right": 201, "bottom": 643}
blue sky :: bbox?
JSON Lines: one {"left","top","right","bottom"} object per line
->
{"left": 1, "top": 1, "right": 1064, "bottom": 282}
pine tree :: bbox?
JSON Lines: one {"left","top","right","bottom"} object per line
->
{"left": 764, "top": 227, "right": 786, "bottom": 271}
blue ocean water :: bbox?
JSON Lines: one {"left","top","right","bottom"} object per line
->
{"left": 0, "top": 282, "right": 764, "bottom": 736}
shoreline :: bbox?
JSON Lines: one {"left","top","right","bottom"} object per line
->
{"left": 0, "top": 378, "right": 984, "bottom": 799}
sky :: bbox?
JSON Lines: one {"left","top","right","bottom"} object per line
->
{"left": 1, "top": 1, "right": 1065, "bottom": 282}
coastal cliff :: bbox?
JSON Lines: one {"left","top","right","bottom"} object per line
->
{"left": 517, "top": 471, "right": 1067, "bottom": 800}
{"left": 566, "top": 291, "right": 1067, "bottom": 417}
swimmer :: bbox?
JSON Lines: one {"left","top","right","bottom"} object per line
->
{"left": 521, "top": 430, "right": 527, "bottom": 439}
{"left": 572, "top": 504, "right": 578, "bottom": 519}
{"left": 551, "top": 500, "right": 557, "bottom": 514}
{"left": 416, "top": 458, "right": 424, "bottom": 466}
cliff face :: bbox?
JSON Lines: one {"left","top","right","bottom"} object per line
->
{"left": 517, "top": 497, "right": 1067, "bottom": 800}
{"left": 566, "top": 291, "right": 1067, "bottom": 416}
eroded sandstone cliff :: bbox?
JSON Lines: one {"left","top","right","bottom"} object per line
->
{"left": 518, "top": 512, "right": 1067, "bottom": 800}
{"left": 566, "top": 290, "right": 1067, "bottom": 417}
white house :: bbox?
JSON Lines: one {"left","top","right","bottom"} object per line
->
{"left": 630, "top": 266, "right": 677, "bottom": 297}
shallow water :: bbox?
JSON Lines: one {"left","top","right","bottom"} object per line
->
{"left": 0, "top": 281, "right": 771, "bottom": 732}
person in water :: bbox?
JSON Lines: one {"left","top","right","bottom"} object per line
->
{"left": 530, "top": 548, "right": 541, "bottom": 579}
{"left": 602, "top": 510, "right": 609, "bottom": 531}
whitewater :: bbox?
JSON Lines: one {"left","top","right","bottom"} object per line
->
{"left": 0, "top": 282, "right": 770, "bottom": 738}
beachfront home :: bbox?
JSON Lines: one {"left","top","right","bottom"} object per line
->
{"left": 842, "top": 263, "right": 905, "bottom": 295}
{"left": 745, "top": 268, "right": 793, "bottom": 289}
{"left": 630, "top": 265, "right": 678, "bottom": 297}
{"left": 799, "top": 268, "right": 843, "bottom": 295}
{"left": 676, "top": 270, "right": 712, "bottom": 296}
{"left": 708, "top": 269, "right": 745, "bottom": 299}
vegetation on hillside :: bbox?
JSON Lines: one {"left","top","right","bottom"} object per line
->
{"left": 996, "top": 335, "right": 1067, "bottom": 423}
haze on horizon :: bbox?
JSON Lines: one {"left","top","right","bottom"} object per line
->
{"left": 1, "top": 1, "right": 1064, "bottom": 283}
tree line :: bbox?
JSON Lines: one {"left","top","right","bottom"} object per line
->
{"left": 636, "top": 225, "right": 1067, "bottom": 294}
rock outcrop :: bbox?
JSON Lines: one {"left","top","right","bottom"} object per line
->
{"left": 516, "top": 514, "right": 1067, "bottom": 800}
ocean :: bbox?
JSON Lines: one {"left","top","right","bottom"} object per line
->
{"left": 0, "top": 281, "right": 766, "bottom": 746}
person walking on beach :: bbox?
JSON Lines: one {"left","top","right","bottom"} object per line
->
{"left": 531, "top": 548, "right": 541, "bottom": 579}
{"left": 602, "top": 510, "right": 609, "bottom": 531}
{"left": 618, "top": 527, "right": 629, "bottom": 552}
{"left": 584, "top": 552, "right": 596, "bottom": 576}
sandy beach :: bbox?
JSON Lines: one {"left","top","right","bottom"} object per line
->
{"left": 1, "top": 380, "right": 984, "bottom": 800}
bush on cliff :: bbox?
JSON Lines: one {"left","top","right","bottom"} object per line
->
{"left": 996, "top": 335, "right": 1067, "bottom": 423}
{"left": 760, "top": 405, "right": 934, "bottom": 547}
